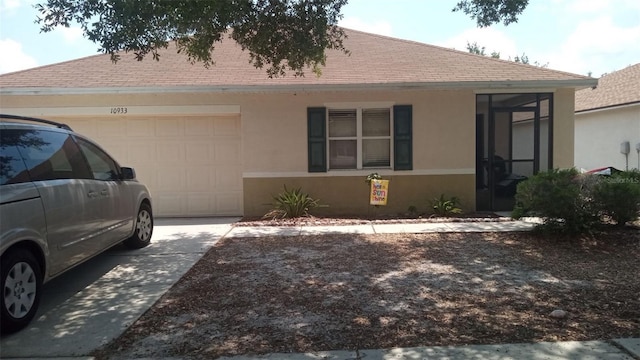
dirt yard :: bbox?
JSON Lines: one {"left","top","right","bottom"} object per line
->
{"left": 95, "top": 228, "right": 640, "bottom": 359}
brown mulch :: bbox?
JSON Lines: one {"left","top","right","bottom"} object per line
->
{"left": 94, "top": 227, "right": 640, "bottom": 359}
{"left": 235, "top": 212, "right": 506, "bottom": 227}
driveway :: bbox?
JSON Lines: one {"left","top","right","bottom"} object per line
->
{"left": 0, "top": 217, "right": 238, "bottom": 358}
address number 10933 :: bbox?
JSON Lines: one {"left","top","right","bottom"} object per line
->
{"left": 110, "top": 107, "right": 128, "bottom": 114}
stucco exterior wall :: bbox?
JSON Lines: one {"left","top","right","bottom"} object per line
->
{"left": 0, "top": 87, "right": 577, "bottom": 216}
{"left": 553, "top": 88, "right": 576, "bottom": 168}
{"left": 243, "top": 174, "right": 475, "bottom": 217}
{"left": 575, "top": 104, "right": 640, "bottom": 171}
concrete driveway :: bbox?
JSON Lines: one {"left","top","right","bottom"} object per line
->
{"left": 0, "top": 217, "right": 238, "bottom": 358}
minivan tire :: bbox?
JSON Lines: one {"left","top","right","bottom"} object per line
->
{"left": 123, "top": 203, "right": 153, "bottom": 249}
{"left": 1, "top": 248, "right": 42, "bottom": 334}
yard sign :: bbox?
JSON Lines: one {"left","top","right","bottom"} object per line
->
{"left": 370, "top": 179, "right": 389, "bottom": 206}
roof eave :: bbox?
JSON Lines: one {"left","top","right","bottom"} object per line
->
{"left": 576, "top": 101, "right": 640, "bottom": 115}
{"left": 0, "top": 79, "right": 598, "bottom": 95}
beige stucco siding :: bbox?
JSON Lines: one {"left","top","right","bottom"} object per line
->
{"left": 238, "top": 89, "right": 475, "bottom": 173}
{"left": 553, "top": 88, "right": 576, "bottom": 168}
{"left": 0, "top": 87, "right": 577, "bottom": 216}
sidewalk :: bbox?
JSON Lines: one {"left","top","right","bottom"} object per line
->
{"left": 227, "top": 217, "right": 542, "bottom": 238}
{"left": 219, "top": 339, "right": 640, "bottom": 359}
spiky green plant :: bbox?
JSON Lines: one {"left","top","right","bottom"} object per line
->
{"left": 264, "top": 186, "right": 321, "bottom": 219}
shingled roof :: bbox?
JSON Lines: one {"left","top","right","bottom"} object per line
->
{"left": 0, "top": 28, "right": 595, "bottom": 93}
{"left": 575, "top": 63, "right": 640, "bottom": 112}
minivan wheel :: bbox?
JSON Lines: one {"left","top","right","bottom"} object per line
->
{"left": 1, "top": 249, "right": 42, "bottom": 334}
{"left": 123, "top": 203, "right": 153, "bottom": 249}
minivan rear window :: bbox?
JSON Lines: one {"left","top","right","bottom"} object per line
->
{"left": 9, "top": 129, "right": 92, "bottom": 181}
{"left": 0, "top": 130, "right": 31, "bottom": 185}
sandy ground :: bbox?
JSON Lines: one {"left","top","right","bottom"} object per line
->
{"left": 94, "top": 228, "right": 640, "bottom": 359}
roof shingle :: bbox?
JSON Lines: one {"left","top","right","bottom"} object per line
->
{"left": 0, "top": 28, "right": 594, "bottom": 90}
{"left": 575, "top": 63, "right": 640, "bottom": 112}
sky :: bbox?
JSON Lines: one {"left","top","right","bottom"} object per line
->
{"left": 0, "top": 0, "right": 639, "bottom": 77}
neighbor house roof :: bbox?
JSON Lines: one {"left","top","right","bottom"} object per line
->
{"left": 0, "top": 28, "right": 596, "bottom": 94}
{"left": 575, "top": 63, "right": 640, "bottom": 113}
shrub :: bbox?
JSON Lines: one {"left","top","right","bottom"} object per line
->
{"left": 512, "top": 168, "right": 600, "bottom": 234}
{"left": 592, "top": 171, "right": 640, "bottom": 226}
{"left": 264, "top": 186, "right": 321, "bottom": 219}
{"left": 431, "top": 194, "right": 463, "bottom": 216}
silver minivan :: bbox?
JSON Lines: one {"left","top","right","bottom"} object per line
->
{"left": 0, "top": 114, "right": 153, "bottom": 334}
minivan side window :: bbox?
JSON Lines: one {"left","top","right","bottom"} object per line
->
{"left": 12, "top": 129, "right": 92, "bottom": 181}
{"left": 76, "top": 138, "right": 120, "bottom": 181}
{"left": 0, "top": 130, "right": 31, "bottom": 185}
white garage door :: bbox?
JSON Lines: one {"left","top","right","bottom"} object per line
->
{"left": 64, "top": 115, "right": 243, "bottom": 217}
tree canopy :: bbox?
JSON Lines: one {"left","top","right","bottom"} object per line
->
{"left": 36, "top": 0, "right": 529, "bottom": 77}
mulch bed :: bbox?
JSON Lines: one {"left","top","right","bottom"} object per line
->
{"left": 94, "top": 227, "right": 640, "bottom": 359}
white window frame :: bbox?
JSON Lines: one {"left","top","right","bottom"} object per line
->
{"left": 325, "top": 102, "right": 395, "bottom": 171}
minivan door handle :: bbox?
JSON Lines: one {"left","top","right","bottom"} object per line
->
{"left": 100, "top": 189, "right": 109, "bottom": 196}
{"left": 87, "top": 191, "right": 98, "bottom": 198}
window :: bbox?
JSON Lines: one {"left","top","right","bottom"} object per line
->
{"left": 0, "top": 133, "right": 30, "bottom": 185}
{"left": 328, "top": 108, "right": 391, "bottom": 170}
{"left": 77, "top": 138, "right": 120, "bottom": 181}
{"left": 308, "top": 105, "right": 412, "bottom": 172}
{"left": 12, "top": 129, "right": 91, "bottom": 181}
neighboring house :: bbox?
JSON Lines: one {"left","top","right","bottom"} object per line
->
{"left": 575, "top": 63, "right": 640, "bottom": 172}
{"left": 0, "top": 29, "right": 596, "bottom": 217}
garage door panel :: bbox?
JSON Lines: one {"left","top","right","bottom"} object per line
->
{"left": 156, "top": 118, "right": 182, "bottom": 137}
{"left": 186, "top": 169, "right": 212, "bottom": 192}
{"left": 127, "top": 118, "right": 154, "bottom": 136}
{"left": 155, "top": 194, "right": 186, "bottom": 217}
{"left": 128, "top": 142, "right": 156, "bottom": 164}
{"left": 185, "top": 118, "right": 213, "bottom": 136}
{"left": 157, "top": 142, "right": 185, "bottom": 163}
{"left": 187, "top": 194, "right": 214, "bottom": 215}
{"left": 61, "top": 115, "right": 242, "bottom": 216}
{"left": 185, "top": 142, "right": 213, "bottom": 164}
{"left": 97, "top": 118, "right": 127, "bottom": 136}
{"left": 157, "top": 169, "right": 185, "bottom": 191}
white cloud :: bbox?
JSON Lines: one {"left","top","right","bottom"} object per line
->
{"left": 0, "top": 0, "right": 36, "bottom": 12}
{"left": 58, "top": 26, "right": 84, "bottom": 43}
{"left": 339, "top": 16, "right": 393, "bottom": 36}
{"left": 0, "top": 38, "right": 38, "bottom": 74}
{"left": 542, "top": 16, "right": 640, "bottom": 76}
{"left": 437, "top": 27, "right": 519, "bottom": 58}
{"left": 566, "top": 0, "right": 640, "bottom": 14}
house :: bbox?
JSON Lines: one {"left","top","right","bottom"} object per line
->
{"left": 575, "top": 63, "right": 640, "bottom": 171}
{"left": 0, "top": 29, "right": 597, "bottom": 217}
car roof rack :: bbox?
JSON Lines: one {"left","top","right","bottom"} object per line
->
{"left": 0, "top": 114, "right": 73, "bottom": 131}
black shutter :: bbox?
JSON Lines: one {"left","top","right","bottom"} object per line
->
{"left": 394, "top": 105, "right": 412, "bottom": 170}
{"left": 308, "top": 107, "right": 327, "bottom": 172}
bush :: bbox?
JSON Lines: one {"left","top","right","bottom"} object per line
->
{"left": 512, "top": 168, "right": 600, "bottom": 234}
{"left": 431, "top": 194, "right": 463, "bottom": 216}
{"left": 264, "top": 186, "right": 321, "bottom": 219}
{"left": 592, "top": 171, "right": 640, "bottom": 226}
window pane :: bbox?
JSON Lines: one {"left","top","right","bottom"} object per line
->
{"left": 0, "top": 140, "right": 29, "bottom": 185}
{"left": 363, "top": 108, "right": 390, "bottom": 137}
{"left": 329, "top": 109, "right": 356, "bottom": 137}
{"left": 77, "top": 139, "right": 120, "bottom": 180}
{"left": 329, "top": 140, "right": 356, "bottom": 169}
{"left": 14, "top": 129, "right": 91, "bottom": 181}
{"left": 363, "top": 139, "right": 390, "bottom": 167}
